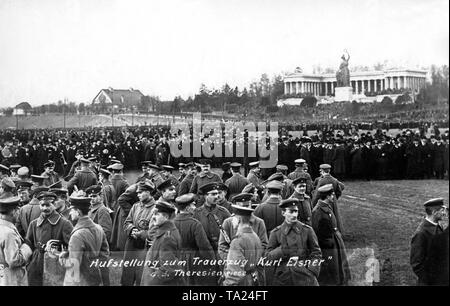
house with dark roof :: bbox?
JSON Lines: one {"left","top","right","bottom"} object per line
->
{"left": 92, "top": 87, "right": 145, "bottom": 111}
{"left": 13, "top": 102, "right": 33, "bottom": 115}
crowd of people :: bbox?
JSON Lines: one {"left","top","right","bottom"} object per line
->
{"left": 0, "top": 121, "right": 448, "bottom": 286}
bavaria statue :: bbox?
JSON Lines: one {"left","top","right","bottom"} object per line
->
{"left": 336, "top": 50, "right": 350, "bottom": 87}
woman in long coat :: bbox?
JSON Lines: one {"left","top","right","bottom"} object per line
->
{"left": 312, "top": 188, "right": 350, "bottom": 286}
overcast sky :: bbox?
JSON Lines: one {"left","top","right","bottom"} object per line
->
{"left": 0, "top": 0, "right": 448, "bottom": 107}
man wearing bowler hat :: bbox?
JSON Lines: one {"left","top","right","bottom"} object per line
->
{"left": 59, "top": 196, "right": 110, "bottom": 286}
{"left": 26, "top": 191, "right": 73, "bottom": 286}
{"left": 222, "top": 202, "right": 264, "bottom": 286}
{"left": 410, "top": 198, "right": 447, "bottom": 285}
{"left": 0, "top": 196, "right": 33, "bottom": 286}
{"left": 173, "top": 193, "right": 215, "bottom": 286}
{"left": 141, "top": 201, "right": 183, "bottom": 286}
{"left": 266, "top": 198, "right": 322, "bottom": 286}
{"left": 225, "top": 162, "right": 249, "bottom": 201}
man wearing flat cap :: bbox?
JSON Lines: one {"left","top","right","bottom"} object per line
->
{"left": 312, "top": 184, "right": 350, "bottom": 286}
{"left": 172, "top": 193, "right": 215, "bottom": 286}
{"left": 0, "top": 177, "right": 15, "bottom": 200}
{"left": 193, "top": 182, "right": 231, "bottom": 254}
{"left": 218, "top": 193, "right": 268, "bottom": 263}
{"left": 0, "top": 197, "right": 33, "bottom": 286}
{"left": 67, "top": 158, "right": 98, "bottom": 195}
{"left": 254, "top": 180, "right": 285, "bottom": 238}
{"left": 121, "top": 181, "right": 157, "bottom": 286}
{"left": 410, "top": 198, "right": 447, "bottom": 285}
{"left": 288, "top": 159, "right": 313, "bottom": 197}
{"left": 41, "top": 161, "right": 60, "bottom": 187}
{"left": 86, "top": 185, "right": 113, "bottom": 242}
{"left": 59, "top": 196, "right": 110, "bottom": 286}
{"left": 266, "top": 198, "right": 322, "bottom": 286}
{"left": 26, "top": 191, "right": 73, "bottom": 286}
{"left": 190, "top": 159, "right": 222, "bottom": 207}
{"left": 141, "top": 201, "right": 183, "bottom": 286}
{"left": 222, "top": 201, "right": 264, "bottom": 286}
{"left": 225, "top": 162, "right": 249, "bottom": 201}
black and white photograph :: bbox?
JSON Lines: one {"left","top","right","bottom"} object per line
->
{"left": 0, "top": 0, "right": 448, "bottom": 293}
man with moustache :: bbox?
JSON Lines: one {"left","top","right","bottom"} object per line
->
{"left": 25, "top": 191, "right": 73, "bottom": 286}
{"left": 49, "top": 188, "right": 71, "bottom": 221}
{"left": 190, "top": 159, "right": 222, "bottom": 207}
{"left": 266, "top": 198, "right": 322, "bottom": 286}
{"left": 86, "top": 185, "right": 113, "bottom": 242}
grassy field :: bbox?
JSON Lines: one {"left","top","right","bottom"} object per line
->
{"left": 103, "top": 171, "right": 449, "bottom": 286}
{"left": 340, "top": 179, "right": 449, "bottom": 286}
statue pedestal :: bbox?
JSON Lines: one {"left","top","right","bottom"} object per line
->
{"left": 334, "top": 87, "right": 353, "bottom": 102}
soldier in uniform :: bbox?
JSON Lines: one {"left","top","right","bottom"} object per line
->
{"left": 49, "top": 188, "right": 71, "bottom": 221}
{"left": 222, "top": 203, "right": 264, "bottom": 286}
{"left": 177, "top": 163, "right": 187, "bottom": 183}
{"left": 218, "top": 193, "right": 268, "bottom": 261}
{"left": 59, "top": 196, "right": 110, "bottom": 286}
{"left": 25, "top": 191, "right": 73, "bottom": 286}
{"left": 172, "top": 193, "right": 215, "bottom": 285}
{"left": 410, "top": 198, "right": 447, "bottom": 285}
{"left": 254, "top": 180, "right": 284, "bottom": 238}
{"left": 312, "top": 184, "right": 350, "bottom": 286}
{"left": 287, "top": 159, "right": 313, "bottom": 197}
{"left": 16, "top": 186, "right": 49, "bottom": 238}
{"left": 246, "top": 161, "right": 263, "bottom": 192}
{"left": 67, "top": 158, "right": 98, "bottom": 194}
{"left": 177, "top": 162, "right": 197, "bottom": 196}
{"left": 121, "top": 181, "right": 157, "bottom": 286}
{"left": 193, "top": 182, "right": 231, "bottom": 253}
{"left": 98, "top": 168, "right": 117, "bottom": 212}
{"left": 156, "top": 179, "right": 177, "bottom": 206}
{"left": 161, "top": 165, "right": 179, "bottom": 188}
{"left": 266, "top": 198, "right": 322, "bottom": 286}
{"left": 109, "top": 163, "right": 129, "bottom": 205}
{"left": 141, "top": 201, "right": 183, "bottom": 286}
{"left": 41, "top": 161, "right": 60, "bottom": 187}
{"left": 86, "top": 185, "right": 113, "bottom": 242}
{"left": 190, "top": 159, "right": 222, "bottom": 207}
{"left": 289, "top": 177, "right": 312, "bottom": 226}
{"left": 312, "top": 164, "right": 345, "bottom": 232}
{"left": 17, "top": 181, "right": 33, "bottom": 207}
{"left": 225, "top": 162, "right": 249, "bottom": 201}
{"left": 216, "top": 183, "right": 233, "bottom": 213}
{"left": 221, "top": 162, "right": 232, "bottom": 182}
{"left": 0, "top": 196, "right": 33, "bottom": 286}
